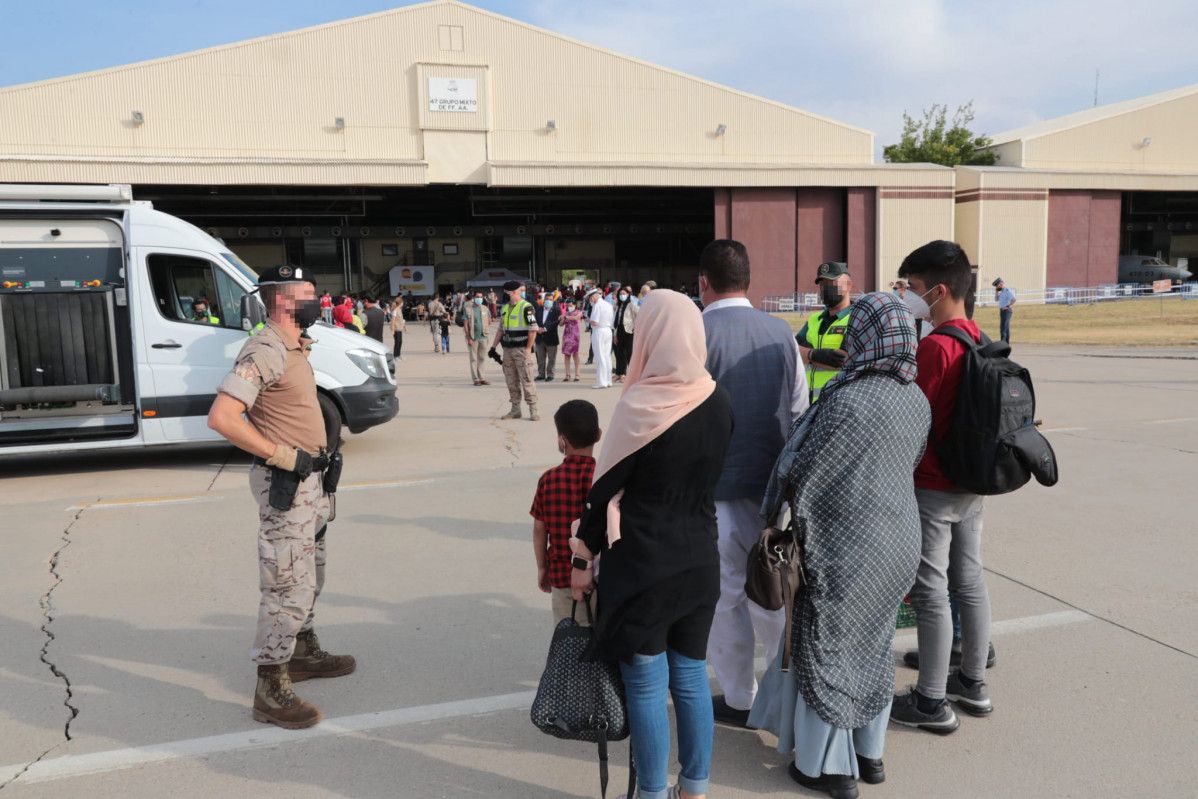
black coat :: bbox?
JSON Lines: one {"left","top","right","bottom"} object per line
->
{"left": 533, "top": 305, "right": 561, "bottom": 346}
{"left": 577, "top": 388, "right": 734, "bottom": 663}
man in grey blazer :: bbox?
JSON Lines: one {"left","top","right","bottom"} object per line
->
{"left": 700, "top": 239, "right": 810, "bottom": 726}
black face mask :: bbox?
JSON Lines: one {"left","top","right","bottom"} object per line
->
{"left": 291, "top": 298, "right": 323, "bottom": 329}
{"left": 821, "top": 283, "right": 844, "bottom": 308}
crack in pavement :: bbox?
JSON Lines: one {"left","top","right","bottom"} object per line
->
{"left": 0, "top": 503, "right": 91, "bottom": 791}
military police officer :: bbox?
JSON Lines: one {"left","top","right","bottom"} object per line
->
{"left": 795, "top": 261, "right": 854, "bottom": 403}
{"left": 490, "top": 280, "right": 540, "bottom": 421}
{"left": 207, "top": 265, "right": 355, "bottom": 730}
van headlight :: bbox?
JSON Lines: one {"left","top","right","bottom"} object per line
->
{"left": 346, "top": 348, "right": 388, "bottom": 379}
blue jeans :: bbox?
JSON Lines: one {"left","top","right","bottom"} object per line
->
{"left": 620, "top": 650, "right": 712, "bottom": 799}
{"left": 999, "top": 308, "right": 1012, "bottom": 343}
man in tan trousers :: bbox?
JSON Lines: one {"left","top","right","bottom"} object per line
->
{"left": 464, "top": 288, "right": 492, "bottom": 385}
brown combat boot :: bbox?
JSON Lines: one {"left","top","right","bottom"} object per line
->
{"left": 528, "top": 404, "right": 541, "bottom": 422}
{"left": 501, "top": 405, "right": 522, "bottom": 420}
{"left": 252, "top": 663, "right": 322, "bottom": 729}
{"left": 288, "top": 629, "right": 357, "bottom": 682}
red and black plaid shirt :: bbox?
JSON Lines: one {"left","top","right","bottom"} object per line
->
{"left": 530, "top": 454, "right": 596, "bottom": 589}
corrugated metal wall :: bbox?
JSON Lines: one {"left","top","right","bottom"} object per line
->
{"left": 0, "top": 1, "right": 874, "bottom": 185}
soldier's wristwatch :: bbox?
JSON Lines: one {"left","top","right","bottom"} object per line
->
{"left": 571, "top": 555, "right": 592, "bottom": 571}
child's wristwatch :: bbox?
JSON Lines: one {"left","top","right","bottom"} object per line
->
{"left": 571, "top": 555, "right": 592, "bottom": 570}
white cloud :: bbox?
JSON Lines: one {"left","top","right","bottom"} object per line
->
{"left": 518, "top": 0, "right": 1198, "bottom": 158}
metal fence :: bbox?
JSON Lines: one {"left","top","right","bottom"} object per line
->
{"left": 760, "top": 282, "right": 1198, "bottom": 312}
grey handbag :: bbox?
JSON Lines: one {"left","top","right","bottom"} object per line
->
{"left": 530, "top": 595, "right": 634, "bottom": 798}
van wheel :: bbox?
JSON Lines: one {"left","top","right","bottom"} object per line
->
{"left": 318, "top": 392, "right": 343, "bottom": 450}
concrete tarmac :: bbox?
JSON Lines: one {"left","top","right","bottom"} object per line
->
{"left": 1, "top": 337, "right": 1195, "bottom": 798}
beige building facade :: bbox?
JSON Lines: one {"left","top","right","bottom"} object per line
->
{"left": 0, "top": 1, "right": 1194, "bottom": 297}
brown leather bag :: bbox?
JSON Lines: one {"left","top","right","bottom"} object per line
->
{"left": 745, "top": 515, "right": 805, "bottom": 671}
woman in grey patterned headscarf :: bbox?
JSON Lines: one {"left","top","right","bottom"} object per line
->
{"left": 748, "top": 292, "right": 931, "bottom": 799}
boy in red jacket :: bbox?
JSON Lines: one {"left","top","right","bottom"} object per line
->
{"left": 890, "top": 240, "right": 994, "bottom": 735}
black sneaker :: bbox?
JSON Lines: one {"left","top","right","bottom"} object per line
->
{"left": 945, "top": 670, "right": 993, "bottom": 716}
{"left": 711, "top": 694, "right": 750, "bottom": 728}
{"left": 902, "top": 641, "right": 996, "bottom": 670}
{"left": 788, "top": 762, "right": 859, "bottom": 799}
{"left": 889, "top": 688, "right": 960, "bottom": 735}
{"left": 855, "top": 755, "right": 884, "bottom": 785}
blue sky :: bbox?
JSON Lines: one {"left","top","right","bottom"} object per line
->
{"left": 3, "top": 0, "right": 1197, "bottom": 156}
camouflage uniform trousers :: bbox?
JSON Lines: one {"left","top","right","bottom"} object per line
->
{"left": 249, "top": 466, "right": 331, "bottom": 665}
{"left": 501, "top": 346, "right": 538, "bottom": 407}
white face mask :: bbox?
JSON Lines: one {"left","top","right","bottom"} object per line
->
{"left": 903, "top": 286, "right": 941, "bottom": 320}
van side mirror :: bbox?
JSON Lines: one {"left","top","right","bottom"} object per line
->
{"left": 240, "top": 294, "right": 267, "bottom": 332}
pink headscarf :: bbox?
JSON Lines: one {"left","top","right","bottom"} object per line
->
{"left": 592, "top": 289, "right": 717, "bottom": 545}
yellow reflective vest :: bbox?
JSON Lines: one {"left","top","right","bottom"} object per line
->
{"left": 803, "top": 308, "right": 850, "bottom": 401}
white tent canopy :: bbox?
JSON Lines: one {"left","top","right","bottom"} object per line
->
{"left": 465, "top": 268, "right": 532, "bottom": 288}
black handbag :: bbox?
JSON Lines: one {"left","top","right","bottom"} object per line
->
{"left": 745, "top": 492, "right": 805, "bottom": 672}
{"left": 530, "top": 595, "right": 635, "bottom": 799}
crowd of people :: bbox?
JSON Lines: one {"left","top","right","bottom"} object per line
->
{"left": 210, "top": 239, "right": 1005, "bottom": 799}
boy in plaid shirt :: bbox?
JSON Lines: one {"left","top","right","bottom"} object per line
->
{"left": 531, "top": 400, "right": 601, "bottom": 625}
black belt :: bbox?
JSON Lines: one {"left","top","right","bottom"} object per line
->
{"left": 252, "top": 453, "right": 329, "bottom": 471}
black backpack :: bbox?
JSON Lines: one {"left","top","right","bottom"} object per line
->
{"left": 928, "top": 327, "right": 1059, "bottom": 495}
{"left": 454, "top": 303, "right": 467, "bottom": 327}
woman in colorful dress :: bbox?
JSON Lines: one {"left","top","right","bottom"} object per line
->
{"left": 559, "top": 298, "right": 585, "bottom": 382}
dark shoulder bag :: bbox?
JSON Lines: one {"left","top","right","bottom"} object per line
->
{"left": 530, "top": 596, "right": 635, "bottom": 799}
{"left": 745, "top": 491, "right": 806, "bottom": 671}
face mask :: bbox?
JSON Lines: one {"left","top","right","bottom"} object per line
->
{"left": 474, "top": 297, "right": 483, "bottom": 305}
{"left": 291, "top": 298, "right": 323, "bottom": 328}
{"left": 902, "top": 286, "right": 940, "bottom": 320}
{"left": 566, "top": 305, "right": 575, "bottom": 312}
{"left": 820, "top": 283, "right": 844, "bottom": 308}
{"left": 195, "top": 308, "right": 208, "bottom": 318}
{"left": 618, "top": 294, "right": 629, "bottom": 302}
{"left": 544, "top": 300, "right": 553, "bottom": 309}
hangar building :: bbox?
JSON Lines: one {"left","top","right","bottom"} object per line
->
{"left": 0, "top": 0, "right": 1194, "bottom": 300}
{"left": 0, "top": 0, "right": 952, "bottom": 303}
{"left": 965, "top": 83, "right": 1198, "bottom": 291}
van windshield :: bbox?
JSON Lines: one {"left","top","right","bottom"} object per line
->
{"left": 220, "top": 252, "right": 259, "bottom": 284}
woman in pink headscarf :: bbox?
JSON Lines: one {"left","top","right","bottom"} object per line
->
{"left": 571, "top": 290, "right": 733, "bottom": 799}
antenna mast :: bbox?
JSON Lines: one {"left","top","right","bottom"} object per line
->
{"left": 1094, "top": 69, "right": 1100, "bottom": 107}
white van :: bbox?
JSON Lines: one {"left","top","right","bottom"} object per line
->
{"left": 0, "top": 184, "right": 398, "bottom": 454}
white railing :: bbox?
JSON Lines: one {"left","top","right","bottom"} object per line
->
{"left": 760, "top": 282, "right": 1198, "bottom": 312}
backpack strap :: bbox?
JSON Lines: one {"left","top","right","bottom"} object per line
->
{"left": 927, "top": 325, "right": 979, "bottom": 349}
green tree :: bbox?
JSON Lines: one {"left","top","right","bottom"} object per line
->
{"left": 883, "top": 102, "right": 998, "bottom": 166}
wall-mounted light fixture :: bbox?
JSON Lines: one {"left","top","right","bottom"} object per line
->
{"left": 715, "top": 123, "right": 727, "bottom": 136}
{"left": 131, "top": 111, "right": 145, "bottom": 125}
{"left": 1141, "top": 137, "right": 1152, "bottom": 147}
{"left": 335, "top": 117, "right": 346, "bottom": 130}
{"left": 546, "top": 119, "right": 557, "bottom": 132}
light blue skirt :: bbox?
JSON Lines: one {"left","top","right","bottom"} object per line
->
{"left": 746, "top": 638, "right": 891, "bottom": 779}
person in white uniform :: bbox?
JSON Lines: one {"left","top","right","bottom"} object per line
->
{"left": 586, "top": 288, "right": 615, "bottom": 389}
{"left": 698, "top": 239, "right": 810, "bottom": 727}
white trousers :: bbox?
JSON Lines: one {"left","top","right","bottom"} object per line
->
{"left": 591, "top": 327, "right": 613, "bottom": 387}
{"left": 708, "top": 497, "right": 785, "bottom": 711}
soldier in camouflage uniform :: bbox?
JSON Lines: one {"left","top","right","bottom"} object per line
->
{"left": 208, "top": 265, "right": 355, "bottom": 729}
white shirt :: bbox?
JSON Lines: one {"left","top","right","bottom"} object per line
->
{"left": 702, "top": 297, "right": 809, "bottom": 421}
{"left": 588, "top": 298, "right": 615, "bottom": 329}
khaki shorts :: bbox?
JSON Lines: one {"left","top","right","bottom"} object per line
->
{"left": 551, "top": 586, "right": 596, "bottom": 627}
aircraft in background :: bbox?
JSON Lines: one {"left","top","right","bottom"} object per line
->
{"left": 1117, "top": 255, "right": 1193, "bottom": 284}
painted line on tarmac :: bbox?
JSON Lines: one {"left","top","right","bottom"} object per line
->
{"left": 1040, "top": 426, "right": 1087, "bottom": 433}
{"left": 0, "top": 690, "right": 537, "bottom": 786}
{"left": 66, "top": 495, "right": 216, "bottom": 512}
{"left": 336, "top": 478, "right": 433, "bottom": 492}
{"left": 1140, "top": 416, "right": 1195, "bottom": 425}
{"left": 0, "top": 609, "right": 1089, "bottom": 787}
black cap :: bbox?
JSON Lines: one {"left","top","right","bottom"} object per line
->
{"left": 503, "top": 280, "right": 522, "bottom": 292}
{"left": 258, "top": 264, "right": 313, "bottom": 285}
{"left": 992, "top": 277, "right": 1004, "bottom": 287}
{"left": 816, "top": 262, "right": 850, "bottom": 281}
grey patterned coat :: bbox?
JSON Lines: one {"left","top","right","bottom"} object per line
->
{"left": 785, "top": 372, "right": 929, "bottom": 728}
